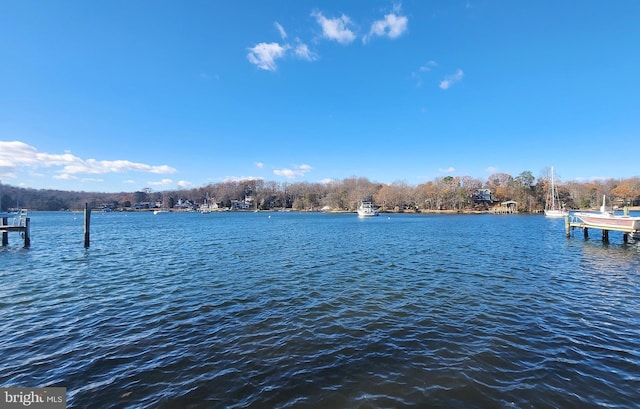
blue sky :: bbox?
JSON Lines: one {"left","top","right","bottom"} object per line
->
{"left": 1, "top": 1, "right": 639, "bottom": 193}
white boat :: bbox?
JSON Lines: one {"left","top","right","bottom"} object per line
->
{"left": 200, "top": 194, "right": 213, "bottom": 214}
{"left": 544, "top": 166, "right": 569, "bottom": 218}
{"left": 574, "top": 195, "right": 640, "bottom": 230}
{"left": 357, "top": 201, "right": 379, "bottom": 217}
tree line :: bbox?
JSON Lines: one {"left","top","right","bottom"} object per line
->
{"left": 2, "top": 169, "right": 640, "bottom": 213}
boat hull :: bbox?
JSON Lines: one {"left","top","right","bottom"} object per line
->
{"left": 357, "top": 210, "right": 378, "bottom": 217}
{"left": 575, "top": 212, "right": 640, "bottom": 230}
{"left": 544, "top": 209, "right": 568, "bottom": 218}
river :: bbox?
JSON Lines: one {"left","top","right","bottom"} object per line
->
{"left": 1, "top": 211, "right": 639, "bottom": 408}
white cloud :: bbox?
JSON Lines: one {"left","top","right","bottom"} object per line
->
{"left": 223, "top": 176, "right": 264, "bottom": 182}
{"left": 0, "top": 141, "right": 176, "bottom": 181}
{"left": 420, "top": 60, "right": 438, "bottom": 72}
{"left": 273, "top": 164, "right": 312, "bottom": 179}
{"left": 62, "top": 159, "right": 175, "bottom": 175}
{"left": 439, "top": 69, "right": 464, "bottom": 90}
{"left": 53, "top": 173, "right": 78, "bottom": 180}
{"left": 311, "top": 10, "right": 356, "bottom": 44}
{"left": 149, "top": 178, "right": 173, "bottom": 186}
{"left": 485, "top": 166, "right": 499, "bottom": 173}
{"left": 255, "top": 162, "right": 265, "bottom": 169}
{"left": 177, "top": 180, "right": 192, "bottom": 188}
{"left": 80, "top": 177, "right": 104, "bottom": 183}
{"left": 247, "top": 42, "right": 288, "bottom": 71}
{"left": 319, "top": 178, "right": 337, "bottom": 184}
{"left": 365, "top": 12, "right": 408, "bottom": 43}
{"left": 294, "top": 41, "right": 317, "bottom": 61}
{"left": 274, "top": 22, "right": 287, "bottom": 39}
{"left": 438, "top": 167, "right": 456, "bottom": 173}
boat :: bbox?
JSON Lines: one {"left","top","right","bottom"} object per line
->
{"left": 574, "top": 195, "right": 640, "bottom": 230}
{"left": 200, "top": 193, "right": 213, "bottom": 214}
{"left": 357, "top": 200, "right": 379, "bottom": 217}
{"left": 544, "top": 166, "right": 569, "bottom": 218}
{"left": 154, "top": 193, "right": 170, "bottom": 214}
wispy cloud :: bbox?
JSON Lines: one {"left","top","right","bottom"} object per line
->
{"left": 319, "top": 178, "right": 337, "bottom": 184}
{"left": 254, "top": 162, "right": 265, "bottom": 169}
{"left": 223, "top": 175, "right": 264, "bottom": 182}
{"left": 62, "top": 159, "right": 175, "bottom": 175}
{"left": 438, "top": 167, "right": 456, "bottom": 173}
{"left": 0, "top": 141, "right": 176, "bottom": 182}
{"left": 273, "top": 164, "right": 312, "bottom": 179}
{"left": 294, "top": 41, "right": 317, "bottom": 61}
{"left": 311, "top": 10, "right": 356, "bottom": 44}
{"left": 420, "top": 60, "right": 438, "bottom": 72}
{"left": 247, "top": 42, "right": 288, "bottom": 71}
{"left": 485, "top": 166, "right": 499, "bottom": 174}
{"left": 274, "top": 22, "right": 287, "bottom": 39}
{"left": 177, "top": 180, "right": 192, "bottom": 188}
{"left": 439, "top": 69, "right": 464, "bottom": 90}
{"left": 148, "top": 178, "right": 173, "bottom": 186}
{"left": 249, "top": 8, "right": 410, "bottom": 71}
{"left": 412, "top": 60, "right": 438, "bottom": 87}
{"left": 364, "top": 10, "right": 408, "bottom": 43}
{"left": 247, "top": 22, "right": 317, "bottom": 71}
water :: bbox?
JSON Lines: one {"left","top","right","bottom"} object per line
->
{"left": 1, "top": 211, "right": 639, "bottom": 408}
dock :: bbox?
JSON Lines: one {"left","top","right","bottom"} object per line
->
{"left": 1, "top": 210, "right": 31, "bottom": 248}
{"left": 565, "top": 215, "right": 640, "bottom": 243}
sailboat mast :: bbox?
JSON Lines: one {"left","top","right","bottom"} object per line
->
{"left": 550, "top": 166, "right": 556, "bottom": 209}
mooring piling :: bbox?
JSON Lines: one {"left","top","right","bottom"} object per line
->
{"left": 84, "top": 203, "right": 91, "bottom": 248}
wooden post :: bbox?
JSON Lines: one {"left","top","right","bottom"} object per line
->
{"left": 564, "top": 216, "right": 570, "bottom": 237}
{"left": 623, "top": 233, "right": 628, "bottom": 243}
{"left": 84, "top": 203, "right": 91, "bottom": 248}
{"left": 1, "top": 217, "right": 7, "bottom": 247}
{"left": 23, "top": 218, "right": 30, "bottom": 248}
{"left": 602, "top": 229, "right": 609, "bottom": 242}
{"left": 584, "top": 227, "right": 588, "bottom": 238}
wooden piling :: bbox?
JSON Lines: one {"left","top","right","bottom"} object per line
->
{"left": 84, "top": 203, "right": 91, "bottom": 248}
{"left": 1, "top": 217, "right": 7, "bottom": 246}
{"left": 23, "top": 218, "right": 30, "bottom": 248}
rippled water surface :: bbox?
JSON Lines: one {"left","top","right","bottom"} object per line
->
{"left": 2, "top": 211, "right": 640, "bottom": 408}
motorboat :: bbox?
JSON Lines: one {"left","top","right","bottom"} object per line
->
{"left": 574, "top": 195, "right": 640, "bottom": 230}
{"left": 357, "top": 201, "right": 379, "bottom": 217}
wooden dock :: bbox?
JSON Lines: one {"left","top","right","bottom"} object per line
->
{"left": 1, "top": 211, "right": 31, "bottom": 248}
{"left": 565, "top": 215, "right": 640, "bottom": 242}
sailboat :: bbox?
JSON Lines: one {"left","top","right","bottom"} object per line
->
{"left": 544, "top": 166, "right": 569, "bottom": 218}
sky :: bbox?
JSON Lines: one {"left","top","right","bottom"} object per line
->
{"left": 1, "top": 1, "right": 639, "bottom": 193}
